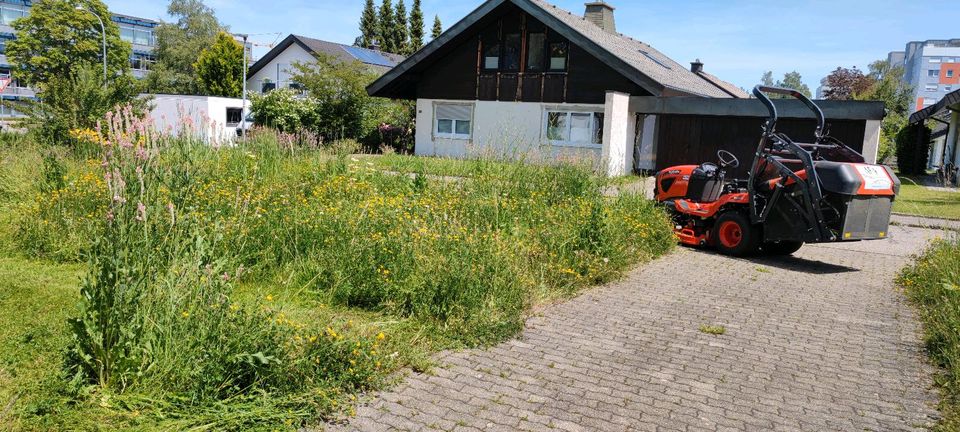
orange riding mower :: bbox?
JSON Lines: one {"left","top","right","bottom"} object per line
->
{"left": 653, "top": 86, "right": 900, "bottom": 257}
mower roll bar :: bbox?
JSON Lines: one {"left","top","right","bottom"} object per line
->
{"left": 752, "top": 85, "right": 826, "bottom": 141}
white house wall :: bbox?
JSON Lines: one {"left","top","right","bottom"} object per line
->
{"left": 415, "top": 98, "right": 645, "bottom": 172}
{"left": 246, "top": 43, "right": 316, "bottom": 93}
{"left": 147, "top": 95, "right": 248, "bottom": 145}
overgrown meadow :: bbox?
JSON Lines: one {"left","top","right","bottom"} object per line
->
{"left": 0, "top": 107, "right": 674, "bottom": 430}
{"left": 899, "top": 236, "right": 960, "bottom": 431}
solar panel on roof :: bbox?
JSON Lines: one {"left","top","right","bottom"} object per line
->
{"left": 342, "top": 46, "right": 396, "bottom": 68}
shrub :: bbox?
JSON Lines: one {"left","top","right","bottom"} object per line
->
{"left": 895, "top": 122, "right": 931, "bottom": 175}
{"left": 899, "top": 237, "right": 960, "bottom": 430}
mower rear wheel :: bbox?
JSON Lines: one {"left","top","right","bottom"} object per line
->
{"left": 763, "top": 240, "right": 804, "bottom": 256}
{"left": 712, "top": 212, "right": 760, "bottom": 257}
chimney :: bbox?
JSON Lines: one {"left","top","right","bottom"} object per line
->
{"left": 690, "top": 59, "right": 704, "bottom": 74}
{"left": 584, "top": 2, "right": 616, "bottom": 34}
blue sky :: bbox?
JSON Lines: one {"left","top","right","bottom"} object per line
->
{"left": 103, "top": 0, "right": 960, "bottom": 91}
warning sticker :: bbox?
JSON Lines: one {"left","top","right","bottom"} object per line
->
{"left": 854, "top": 164, "right": 893, "bottom": 191}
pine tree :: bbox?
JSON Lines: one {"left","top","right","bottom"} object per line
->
{"left": 378, "top": 0, "right": 396, "bottom": 53}
{"left": 359, "top": 0, "right": 378, "bottom": 48}
{"left": 409, "top": 0, "right": 424, "bottom": 52}
{"left": 394, "top": 0, "right": 409, "bottom": 55}
{"left": 431, "top": 15, "right": 442, "bottom": 39}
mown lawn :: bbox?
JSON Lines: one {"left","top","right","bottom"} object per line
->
{"left": 899, "top": 236, "right": 960, "bottom": 431}
{"left": 0, "top": 123, "right": 674, "bottom": 430}
{"left": 894, "top": 180, "right": 960, "bottom": 220}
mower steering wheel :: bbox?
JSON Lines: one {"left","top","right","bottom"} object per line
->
{"left": 718, "top": 150, "right": 740, "bottom": 169}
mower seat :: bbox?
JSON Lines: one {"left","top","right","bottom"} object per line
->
{"left": 686, "top": 163, "right": 723, "bottom": 202}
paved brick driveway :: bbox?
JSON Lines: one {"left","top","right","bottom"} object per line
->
{"left": 330, "top": 226, "right": 944, "bottom": 431}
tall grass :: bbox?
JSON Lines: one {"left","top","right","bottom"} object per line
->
{"left": 899, "top": 236, "right": 960, "bottom": 431}
{"left": 6, "top": 107, "right": 675, "bottom": 429}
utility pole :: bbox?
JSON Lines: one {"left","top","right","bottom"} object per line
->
{"left": 76, "top": 4, "right": 107, "bottom": 87}
{"left": 234, "top": 33, "right": 249, "bottom": 140}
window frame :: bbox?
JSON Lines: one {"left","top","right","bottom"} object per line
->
{"left": 226, "top": 107, "right": 243, "bottom": 127}
{"left": 433, "top": 102, "right": 474, "bottom": 140}
{"left": 547, "top": 42, "right": 569, "bottom": 72}
{"left": 542, "top": 108, "right": 604, "bottom": 148}
{"left": 929, "top": 69, "right": 940, "bottom": 77}
{"left": 947, "top": 70, "right": 955, "bottom": 78}
{"left": 925, "top": 84, "right": 939, "bottom": 92}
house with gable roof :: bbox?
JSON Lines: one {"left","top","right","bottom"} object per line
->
{"left": 367, "top": 0, "right": 747, "bottom": 175}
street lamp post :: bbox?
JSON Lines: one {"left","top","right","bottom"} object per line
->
{"left": 76, "top": 4, "right": 107, "bottom": 87}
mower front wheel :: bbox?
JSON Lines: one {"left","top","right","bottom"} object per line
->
{"left": 712, "top": 212, "right": 760, "bottom": 257}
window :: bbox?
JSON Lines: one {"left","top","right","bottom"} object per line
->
{"left": 948, "top": 70, "right": 956, "bottom": 78}
{"left": 923, "top": 98, "right": 938, "bottom": 107}
{"left": 548, "top": 42, "right": 568, "bottom": 71}
{"left": 435, "top": 103, "right": 473, "bottom": 139}
{"left": 930, "top": 57, "right": 942, "bottom": 63}
{"left": 502, "top": 33, "right": 521, "bottom": 71}
{"left": 929, "top": 69, "right": 940, "bottom": 77}
{"left": 483, "top": 42, "right": 500, "bottom": 70}
{"left": 133, "top": 29, "right": 152, "bottom": 45}
{"left": 226, "top": 108, "right": 243, "bottom": 126}
{"left": 261, "top": 80, "right": 276, "bottom": 93}
{"left": 926, "top": 84, "right": 939, "bottom": 91}
{"left": 0, "top": 7, "right": 26, "bottom": 25}
{"left": 947, "top": 58, "right": 956, "bottom": 63}
{"left": 120, "top": 27, "right": 135, "bottom": 43}
{"left": 526, "top": 33, "right": 545, "bottom": 72}
{"left": 945, "top": 85, "right": 953, "bottom": 92}
{"left": 545, "top": 110, "right": 603, "bottom": 147}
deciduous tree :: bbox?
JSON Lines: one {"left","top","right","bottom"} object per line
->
{"left": 822, "top": 67, "right": 874, "bottom": 101}
{"left": 146, "top": 0, "right": 223, "bottom": 94}
{"left": 194, "top": 32, "right": 244, "bottom": 97}
{"left": 7, "top": 0, "right": 130, "bottom": 87}
{"left": 778, "top": 71, "right": 812, "bottom": 98}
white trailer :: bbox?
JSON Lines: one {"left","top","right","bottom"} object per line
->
{"left": 144, "top": 94, "right": 249, "bottom": 145}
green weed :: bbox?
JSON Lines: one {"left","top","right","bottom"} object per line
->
{"left": 899, "top": 236, "right": 960, "bottom": 431}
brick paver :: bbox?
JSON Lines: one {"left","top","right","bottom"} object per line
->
{"left": 329, "top": 226, "right": 944, "bottom": 431}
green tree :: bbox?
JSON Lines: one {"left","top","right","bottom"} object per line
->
{"left": 758, "top": 71, "right": 811, "bottom": 99}
{"left": 760, "top": 71, "right": 775, "bottom": 87}
{"left": 378, "top": 0, "right": 396, "bottom": 54}
{"left": 409, "top": 0, "right": 424, "bottom": 52}
{"left": 14, "top": 65, "right": 148, "bottom": 147}
{"left": 290, "top": 54, "right": 413, "bottom": 147}
{"left": 359, "top": 0, "right": 379, "bottom": 48}
{"left": 855, "top": 60, "right": 914, "bottom": 163}
{"left": 432, "top": 15, "right": 443, "bottom": 39}
{"left": 777, "top": 71, "right": 812, "bottom": 97}
{"left": 7, "top": 0, "right": 130, "bottom": 87}
{"left": 394, "top": 0, "right": 409, "bottom": 55}
{"left": 194, "top": 32, "right": 244, "bottom": 97}
{"left": 146, "top": 0, "right": 223, "bottom": 94}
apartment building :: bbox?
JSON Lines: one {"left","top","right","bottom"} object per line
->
{"left": 0, "top": 0, "right": 159, "bottom": 119}
{"left": 888, "top": 39, "right": 960, "bottom": 112}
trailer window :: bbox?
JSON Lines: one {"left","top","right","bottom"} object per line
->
{"left": 226, "top": 108, "right": 243, "bottom": 126}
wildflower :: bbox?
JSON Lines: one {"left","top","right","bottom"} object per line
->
{"left": 266, "top": 294, "right": 274, "bottom": 302}
{"left": 221, "top": 272, "right": 230, "bottom": 281}
{"left": 135, "top": 202, "right": 146, "bottom": 222}
{"left": 376, "top": 332, "right": 386, "bottom": 341}
{"left": 181, "top": 311, "right": 190, "bottom": 318}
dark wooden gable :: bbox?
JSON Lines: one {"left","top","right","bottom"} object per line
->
{"left": 414, "top": 2, "right": 650, "bottom": 104}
